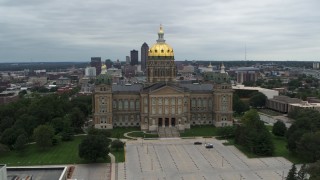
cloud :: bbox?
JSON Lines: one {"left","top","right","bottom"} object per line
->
{"left": 0, "top": 0, "right": 319, "bottom": 62}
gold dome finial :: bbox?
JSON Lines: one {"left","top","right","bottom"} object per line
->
{"left": 157, "top": 24, "right": 165, "bottom": 43}
{"left": 101, "top": 63, "right": 107, "bottom": 74}
{"left": 159, "top": 24, "right": 164, "bottom": 34}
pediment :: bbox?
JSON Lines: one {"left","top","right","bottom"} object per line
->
{"left": 149, "top": 85, "right": 184, "bottom": 95}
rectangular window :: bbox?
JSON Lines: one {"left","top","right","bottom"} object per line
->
{"left": 152, "top": 106, "right": 156, "bottom": 114}
{"left": 113, "top": 100, "right": 117, "bottom": 109}
{"left": 159, "top": 106, "right": 162, "bottom": 114}
{"left": 144, "top": 97, "right": 148, "bottom": 105}
{"left": 183, "top": 106, "right": 187, "bottom": 113}
{"left": 171, "top": 98, "right": 175, "bottom": 105}
{"left": 191, "top": 99, "right": 196, "bottom": 107}
{"left": 130, "top": 100, "right": 134, "bottom": 110}
{"left": 165, "top": 106, "right": 169, "bottom": 114}
{"left": 171, "top": 106, "right": 175, "bottom": 114}
{"left": 184, "top": 97, "right": 188, "bottom": 104}
{"left": 152, "top": 97, "right": 156, "bottom": 105}
{"left": 119, "top": 100, "right": 123, "bottom": 110}
{"left": 124, "top": 100, "right": 128, "bottom": 110}
{"left": 165, "top": 98, "right": 169, "bottom": 105}
{"left": 136, "top": 100, "right": 140, "bottom": 110}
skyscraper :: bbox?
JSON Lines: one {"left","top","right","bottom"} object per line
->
{"left": 130, "top": 50, "right": 138, "bottom": 66}
{"left": 141, "top": 42, "right": 149, "bottom": 72}
{"left": 126, "top": 56, "right": 130, "bottom": 65}
{"left": 90, "top": 57, "right": 102, "bottom": 75}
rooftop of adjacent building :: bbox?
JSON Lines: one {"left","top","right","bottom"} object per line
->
{"left": 290, "top": 101, "right": 320, "bottom": 107}
{"left": 232, "top": 85, "right": 279, "bottom": 99}
{"left": 6, "top": 166, "right": 67, "bottom": 180}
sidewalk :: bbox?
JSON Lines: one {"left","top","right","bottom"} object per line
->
{"left": 108, "top": 153, "right": 116, "bottom": 180}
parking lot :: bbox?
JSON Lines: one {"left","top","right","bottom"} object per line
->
{"left": 118, "top": 138, "right": 292, "bottom": 180}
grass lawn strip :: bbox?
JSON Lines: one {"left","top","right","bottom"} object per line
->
{"left": 111, "top": 127, "right": 140, "bottom": 138}
{"left": 223, "top": 135, "right": 307, "bottom": 164}
{"left": 0, "top": 136, "right": 109, "bottom": 166}
{"left": 111, "top": 148, "right": 125, "bottom": 163}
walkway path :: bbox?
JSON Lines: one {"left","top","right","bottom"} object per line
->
{"left": 108, "top": 153, "right": 116, "bottom": 180}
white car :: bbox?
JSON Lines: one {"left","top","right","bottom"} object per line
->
{"left": 205, "top": 143, "right": 213, "bottom": 148}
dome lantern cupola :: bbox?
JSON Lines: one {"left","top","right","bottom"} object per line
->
{"left": 148, "top": 24, "right": 174, "bottom": 59}
{"left": 157, "top": 24, "right": 165, "bottom": 43}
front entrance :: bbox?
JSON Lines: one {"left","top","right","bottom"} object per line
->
{"left": 165, "top": 118, "right": 169, "bottom": 127}
{"left": 171, "top": 118, "right": 176, "bottom": 127}
{"left": 158, "top": 117, "right": 177, "bottom": 127}
{"left": 158, "top": 118, "right": 162, "bottom": 126}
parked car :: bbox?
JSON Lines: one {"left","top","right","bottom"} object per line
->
{"left": 194, "top": 141, "right": 202, "bottom": 145}
{"left": 205, "top": 143, "right": 213, "bottom": 148}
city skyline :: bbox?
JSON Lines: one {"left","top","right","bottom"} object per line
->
{"left": 0, "top": 0, "right": 319, "bottom": 62}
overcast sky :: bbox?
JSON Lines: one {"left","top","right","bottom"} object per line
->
{"left": 0, "top": 0, "right": 319, "bottom": 62}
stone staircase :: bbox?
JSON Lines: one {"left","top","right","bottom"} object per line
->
{"left": 158, "top": 127, "right": 180, "bottom": 138}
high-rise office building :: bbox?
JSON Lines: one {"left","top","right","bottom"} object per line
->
{"left": 105, "top": 59, "right": 113, "bottom": 69}
{"left": 90, "top": 57, "right": 102, "bottom": 75}
{"left": 130, "top": 50, "right": 138, "bottom": 66}
{"left": 126, "top": 56, "right": 130, "bottom": 65}
{"left": 141, "top": 42, "right": 149, "bottom": 72}
{"left": 85, "top": 67, "right": 96, "bottom": 78}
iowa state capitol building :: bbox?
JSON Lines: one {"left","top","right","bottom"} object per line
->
{"left": 93, "top": 25, "right": 233, "bottom": 132}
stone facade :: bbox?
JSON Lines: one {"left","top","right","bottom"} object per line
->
{"left": 93, "top": 81, "right": 233, "bottom": 131}
{"left": 92, "top": 25, "right": 233, "bottom": 131}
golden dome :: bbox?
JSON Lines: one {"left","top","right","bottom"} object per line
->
{"left": 148, "top": 25, "right": 174, "bottom": 59}
{"left": 148, "top": 43, "right": 174, "bottom": 57}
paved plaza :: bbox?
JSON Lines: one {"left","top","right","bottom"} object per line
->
{"left": 72, "top": 163, "right": 111, "bottom": 180}
{"left": 118, "top": 138, "right": 292, "bottom": 180}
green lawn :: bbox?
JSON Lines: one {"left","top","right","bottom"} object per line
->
{"left": 0, "top": 136, "right": 109, "bottom": 166}
{"left": 272, "top": 135, "right": 306, "bottom": 164}
{"left": 111, "top": 148, "right": 125, "bottom": 163}
{"left": 223, "top": 135, "right": 306, "bottom": 163}
{"left": 258, "top": 109, "right": 283, "bottom": 116}
{"left": 180, "top": 125, "right": 218, "bottom": 137}
{"left": 266, "top": 125, "right": 273, "bottom": 132}
{"left": 126, "top": 131, "right": 159, "bottom": 138}
{"left": 110, "top": 127, "right": 140, "bottom": 138}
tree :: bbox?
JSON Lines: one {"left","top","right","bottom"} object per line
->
{"left": 18, "top": 90, "right": 27, "bottom": 98}
{"left": 249, "top": 92, "right": 267, "bottom": 108}
{"left": 216, "top": 126, "right": 235, "bottom": 138}
{"left": 272, "top": 120, "right": 287, "bottom": 136}
{"left": 33, "top": 125, "right": 54, "bottom": 149}
{"left": 307, "top": 160, "right": 320, "bottom": 180}
{"left": 79, "top": 135, "right": 110, "bottom": 162}
{"left": 0, "top": 143, "right": 9, "bottom": 153}
{"left": 235, "top": 109, "right": 274, "bottom": 156}
{"left": 286, "top": 164, "right": 297, "bottom": 180}
{"left": 0, "top": 128, "right": 26, "bottom": 148}
{"left": 286, "top": 109, "right": 320, "bottom": 156}
{"left": 69, "top": 107, "right": 86, "bottom": 133}
{"left": 296, "top": 131, "right": 320, "bottom": 162}
{"left": 87, "top": 127, "right": 112, "bottom": 138}
{"left": 14, "top": 134, "right": 28, "bottom": 151}
{"left": 233, "top": 94, "right": 249, "bottom": 115}
{"left": 111, "top": 139, "right": 124, "bottom": 151}
{"left": 297, "top": 164, "right": 308, "bottom": 180}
